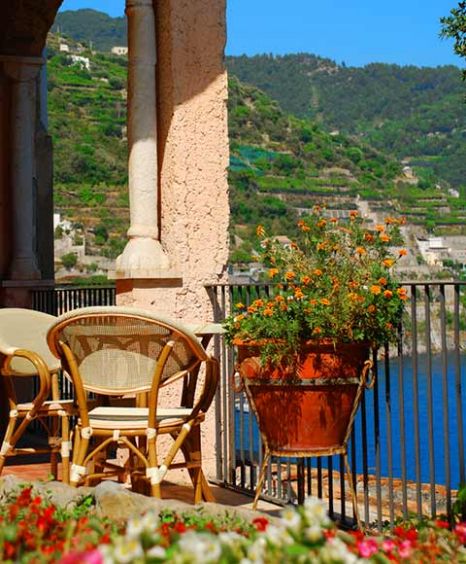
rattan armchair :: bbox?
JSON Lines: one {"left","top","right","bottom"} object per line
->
{"left": 0, "top": 308, "right": 75, "bottom": 482}
{"left": 47, "top": 306, "right": 219, "bottom": 501}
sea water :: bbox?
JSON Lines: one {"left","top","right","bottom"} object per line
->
{"left": 235, "top": 352, "right": 466, "bottom": 488}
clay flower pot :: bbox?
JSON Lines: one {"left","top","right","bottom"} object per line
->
{"left": 235, "top": 340, "right": 372, "bottom": 455}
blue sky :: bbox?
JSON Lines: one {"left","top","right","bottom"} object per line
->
{"left": 60, "top": 0, "right": 462, "bottom": 67}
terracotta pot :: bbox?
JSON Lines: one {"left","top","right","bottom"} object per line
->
{"left": 235, "top": 340, "right": 371, "bottom": 455}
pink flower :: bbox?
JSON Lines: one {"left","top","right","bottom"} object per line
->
{"left": 455, "top": 522, "right": 466, "bottom": 544}
{"left": 60, "top": 550, "right": 103, "bottom": 564}
{"left": 382, "top": 539, "right": 396, "bottom": 553}
{"left": 357, "top": 538, "right": 379, "bottom": 558}
{"left": 398, "top": 540, "right": 413, "bottom": 559}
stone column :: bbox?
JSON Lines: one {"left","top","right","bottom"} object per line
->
{"left": 116, "top": 0, "right": 173, "bottom": 278}
{"left": 2, "top": 56, "right": 43, "bottom": 280}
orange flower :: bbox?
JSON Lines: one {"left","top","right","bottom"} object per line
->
{"left": 268, "top": 268, "right": 279, "bottom": 278}
{"left": 384, "top": 290, "right": 393, "bottom": 299}
{"left": 379, "top": 233, "right": 391, "bottom": 243}
{"left": 397, "top": 288, "right": 408, "bottom": 301}
{"left": 310, "top": 299, "right": 318, "bottom": 306}
{"left": 349, "top": 210, "right": 359, "bottom": 220}
{"left": 301, "top": 275, "right": 311, "bottom": 285}
{"left": 364, "top": 232, "right": 374, "bottom": 242}
{"left": 294, "top": 288, "right": 304, "bottom": 299}
{"left": 263, "top": 308, "right": 274, "bottom": 317}
{"left": 279, "top": 303, "right": 288, "bottom": 311}
{"left": 355, "top": 246, "right": 366, "bottom": 255}
{"left": 385, "top": 217, "right": 396, "bottom": 225}
{"left": 275, "top": 295, "right": 285, "bottom": 303}
{"left": 256, "top": 225, "right": 265, "bottom": 237}
{"left": 370, "top": 285, "right": 382, "bottom": 295}
{"left": 312, "top": 327, "right": 322, "bottom": 335}
{"left": 317, "top": 219, "right": 327, "bottom": 228}
{"left": 235, "top": 302, "right": 245, "bottom": 309}
{"left": 297, "top": 220, "right": 310, "bottom": 232}
{"left": 316, "top": 242, "right": 327, "bottom": 251}
{"left": 378, "top": 277, "right": 387, "bottom": 286}
{"left": 375, "top": 224, "right": 385, "bottom": 232}
{"left": 234, "top": 314, "right": 245, "bottom": 322}
{"left": 368, "top": 304, "right": 377, "bottom": 313}
{"left": 349, "top": 280, "right": 359, "bottom": 289}
{"left": 313, "top": 268, "right": 323, "bottom": 277}
{"left": 398, "top": 249, "right": 408, "bottom": 257}
{"left": 330, "top": 217, "right": 338, "bottom": 223}
{"left": 253, "top": 299, "right": 264, "bottom": 307}
{"left": 320, "top": 298, "right": 331, "bottom": 306}
{"left": 285, "top": 271, "right": 295, "bottom": 280}
{"left": 348, "top": 292, "right": 360, "bottom": 302}
{"left": 383, "top": 258, "right": 395, "bottom": 268}
{"left": 247, "top": 306, "right": 256, "bottom": 314}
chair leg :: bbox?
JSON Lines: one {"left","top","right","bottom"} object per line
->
{"left": 61, "top": 414, "right": 70, "bottom": 485}
{"left": 0, "top": 415, "right": 18, "bottom": 475}
{"left": 180, "top": 426, "right": 215, "bottom": 502}
{"left": 70, "top": 427, "right": 89, "bottom": 487}
{"left": 344, "top": 453, "right": 362, "bottom": 530}
{"left": 147, "top": 435, "right": 162, "bottom": 498}
{"left": 252, "top": 449, "right": 271, "bottom": 511}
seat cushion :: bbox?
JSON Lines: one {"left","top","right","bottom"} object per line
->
{"left": 87, "top": 406, "right": 193, "bottom": 430}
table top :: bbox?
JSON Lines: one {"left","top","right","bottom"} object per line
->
{"left": 185, "top": 322, "right": 225, "bottom": 336}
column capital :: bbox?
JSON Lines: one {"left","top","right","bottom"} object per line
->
{"left": 126, "top": 0, "right": 154, "bottom": 11}
{"left": 1, "top": 56, "right": 44, "bottom": 83}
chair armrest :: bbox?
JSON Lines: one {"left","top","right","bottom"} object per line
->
{"left": 2, "top": 349, "right": 51, "bottom": 412}
{"left": 190, "top": 356, "right": 219, "bottom": 418}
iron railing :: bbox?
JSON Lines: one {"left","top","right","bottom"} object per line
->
{"left": 29, "top": 281, "right": 466, "bottom": 525}
{"left": 206, "top": 281, "right": 466, "bottom": 526}
{"left": 32, "top": 285, "right": 116, "bottom": 315}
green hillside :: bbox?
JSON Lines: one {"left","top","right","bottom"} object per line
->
{"left": 226, "top": 54, "right": 466, "bottom": 190}
{"left": 45, "top": 31, "right": 465, "bottom": 268}
{"left": 52, "top": 9, "right": 127, "bottom": 52}
{"left": 47, "top": 34, "right": 129, "bottom": 259}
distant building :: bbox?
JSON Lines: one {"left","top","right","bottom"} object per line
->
{"left": 70, "top": 55, "right": 90, "bottom": 70}
{"left": 111, "top": 46, "right": 128, "bottom": 56}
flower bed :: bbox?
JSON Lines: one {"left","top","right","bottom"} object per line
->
{"left": 1, "top": 485, "right": 466, "bottom": 563}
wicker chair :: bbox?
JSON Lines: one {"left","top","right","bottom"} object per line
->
{"left": 47, "top": 306, "right": 219, "bottom": 501}
{"left": 0, "top": 308, "right": 75, "bottom": 482}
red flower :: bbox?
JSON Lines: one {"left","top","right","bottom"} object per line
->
{"left": 252, "top": 516, "right": 269, "bottom": 532}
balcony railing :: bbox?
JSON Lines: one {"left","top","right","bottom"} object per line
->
{"left": 30, "top": 281, "right": 465, "bottom": 525}
{"left": 206, "top": 281, "right": 466, "bottom": 527}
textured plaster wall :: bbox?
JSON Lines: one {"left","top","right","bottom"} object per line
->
{"left": 117, "top": 0, "right": 230, "bottom": 480}
{"left": 117, "top": 0, "right": 230, "bottom": 324}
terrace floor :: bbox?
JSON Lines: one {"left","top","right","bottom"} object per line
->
{"left": 2, "top": 461, "right": 282, "bottom": 518}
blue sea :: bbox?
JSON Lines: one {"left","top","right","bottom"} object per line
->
{"left": 235, "top": 352, "right": 466, "bottom": 488}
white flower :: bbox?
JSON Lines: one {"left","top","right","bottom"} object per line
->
{"left": 246, "top": 537, "right": 267, "bottom": 562}
{"left": 319, "top": 537, "right": 359, "bottom": 563}
{"left": 304, "top": 524, "right": 323, "bottom": 543}
{"left": 112, "top": 537, "right": 144, "bottom": 563}
{"left": 281, "top": 506, "right": 301, "bottom": 532}
{"left": 126, "top": 511, "right": 158, "bottom": 538}
{"left": 178, "top": 531, "right": 222, "bottom": 563}
{"left": 218, "top": 531, "right": 245, "bottom": 546}
{"left": 303, "top": 497, "right": 330, "bottom": 526}
{"left": 146, "top": 545, "right": 167, "bottom": 559}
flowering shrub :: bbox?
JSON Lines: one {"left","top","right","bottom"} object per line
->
{"left": 224, "top": 208, "right": 408, "bottom": 363}
{"left": 0, "top": 486, "right": 115, "bottom": 562}
{"left": 2, "top": 485, "right": 466, "bottom": 563}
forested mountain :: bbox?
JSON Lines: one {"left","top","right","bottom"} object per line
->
{"left": 52, "top": 9, "right": 127, "bottom": 52}
{"left": 226, "top": 55, "right": 466, "bottom": 189}
{"left": 45, "top": 22, "right": 465, "bottom": 268}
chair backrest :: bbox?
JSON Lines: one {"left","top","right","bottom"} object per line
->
{"left": 47, "top": 306, "right": 209, "bottom": 395}
{"left": 0, "top": 308, "right": 60, "bottom": 376}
